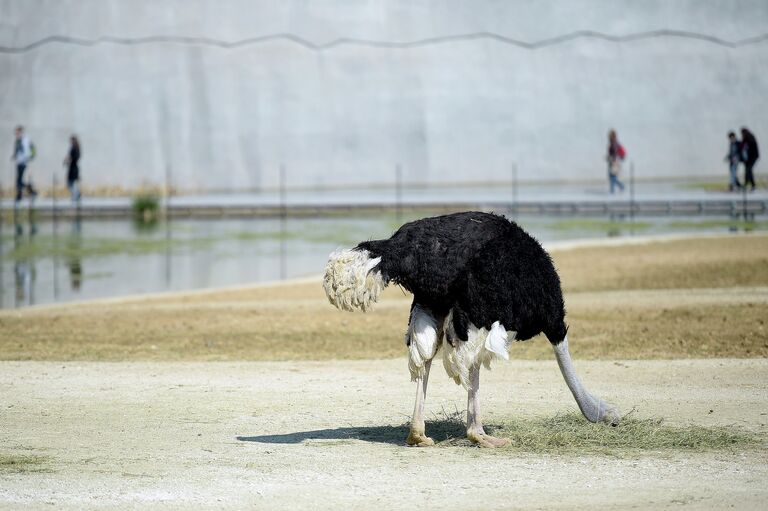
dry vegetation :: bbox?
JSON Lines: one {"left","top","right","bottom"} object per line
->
{"left": 0, "top": 454, "right": 49, "bottom": 474}
{"left": 1, "top": 235, "right": 767, "bottom": 361}
{"left": 421, "top": 411, "right": 761, "bottom": 453}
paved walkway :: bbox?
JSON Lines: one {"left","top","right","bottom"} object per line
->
{"left": 2, "top": 181, "right": 767, "bottom": 216}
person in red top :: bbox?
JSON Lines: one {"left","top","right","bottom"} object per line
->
{"left": 606, "top": 129, "right": 626, "bottom": 194}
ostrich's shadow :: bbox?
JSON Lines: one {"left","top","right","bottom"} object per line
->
{"left": 237, "top": 420, "right": 502, "bottom": 446}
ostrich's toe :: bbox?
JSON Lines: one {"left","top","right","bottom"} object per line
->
{"left": 406, "top": 431, "right": 435, "bottom": 447}
{"left": 467, "top": 430, "right": 511, "bottom": 448}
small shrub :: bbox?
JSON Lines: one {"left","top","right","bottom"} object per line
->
{"left": 132, "top": 194, "right": 160, "bottom": 224}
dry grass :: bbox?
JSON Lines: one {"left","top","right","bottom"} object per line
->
{"left": 1, "top": 235, "right": 767, "bottom": 361}
{"left": 290, "top": 409, "right": 763, "bottom": 455}
{"left": 0, "top": 454, "right": 49, "bottom": 474}
{"left": 426, "top": 410, "right": 761, "bottom": 454}
{"left": 556, "top": 235, "right": 768, "bottom": 292}
{"left": 490, "top": 413, "right": 762, "bottom": 454}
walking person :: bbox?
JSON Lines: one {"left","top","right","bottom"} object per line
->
{"left": 725, "top": 131, "right": 742, "bottom": 191}
{"left": 606, "top": 129, "right": 626, "bottom": 194}
{"left": 10, "top": 125, "right": 37, "bottom": 202}
{"left": 740, "top": 127, "right": 759, "bottom": 191}
{"left": 63, "top": 135, "right": 81, "bottom": 201}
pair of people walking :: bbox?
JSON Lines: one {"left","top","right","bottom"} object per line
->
{"left": 726, "top": 128, "right": 760, "bottom": 191}
{"left": 10, "top": 127, "right": 81, "bottom": 202}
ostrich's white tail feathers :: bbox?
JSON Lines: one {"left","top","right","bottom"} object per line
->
{"left": 442, "top": 311, "right": 514, "bottom": 389}
{"left": 407, "top": 305, "right": 440, "bottom": 381}
{"left": 553, "top": 336, "right": 621, "bottom": 426}
{"left": 323, "top": 248, "right": 385, "bottom": 312}
{"left": 486, "top": 321, "right": 510, "bottom": 360}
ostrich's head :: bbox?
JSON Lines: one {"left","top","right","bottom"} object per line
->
{"left": 323, "top": 248, "right": 384, "bottom": 312}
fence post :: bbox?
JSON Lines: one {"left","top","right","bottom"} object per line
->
{"left": 395, "top": 164, "right": 402, "bottom": 225}
{"left": 629, "top": 160, "right": 635, "bottom": 218}
{"left": 279, "top": 164, "right": 288, "bottom": 279}
{"left": 164, "top": 161, "right": 172, "bottom": 219}
{"left": 279, "top": 164, "right": 287, "bottom": 220}
{"left": 52, "top": 173, "right": 58, "bottom": 224}
{"left": 742, "top": 174, "right": 749, "bottom": 220}
{"left": 52, "top": 175, "right": 59, "bottom": 299}
{"left": 511, "top": 162, "right": 518, "bottom": 215}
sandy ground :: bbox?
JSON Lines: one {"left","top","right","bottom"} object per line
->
{"left": 1, "top": 358, "right": 766, "bottom": 510}
{"left": 2, "top": 234, "right": 768, "bottom": 509}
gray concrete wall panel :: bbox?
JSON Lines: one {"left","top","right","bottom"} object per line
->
{"left": 1, "top": 1, "right": 766, "bottom": 191}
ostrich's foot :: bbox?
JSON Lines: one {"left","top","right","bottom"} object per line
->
{"left": 467, "top": 429, "right": 511, "bottom": 448}
{"left": 406, "top": 430, "right": 435, "bottom": 447}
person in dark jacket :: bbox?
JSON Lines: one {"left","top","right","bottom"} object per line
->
{"left": 725, "top": 131, "right": 742, "bottom": 191}
{"left": 740, "top": 127, "right": 759, "bottom": 191}
{"left": 63, "top": 135, "right": 81, "bottom": 201}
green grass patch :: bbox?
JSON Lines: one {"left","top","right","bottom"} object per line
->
{"left": 430, "top": 411, "right": 761, "bottom": 454}
{"left": 667, "top": 219, "right": 768, "bottom": 231}
{"left": 2, "top": 221, "right": 384, "bottom": 262}
{"left": 132, "top": 193, "right": 161, "bottom": 223}
{"left": 0, "top": 453, "right": 50, "bottom": 473}
{"left": 547, "top": 219, "right": 652, "bottom": 232}
{"left": 228, "top": 227, "right": 364, "bottom": 246}
{"left": 5, "top": 234, "right": 216, "bottom": 260}
{"left": 681, "top": 182, "right": 729, "bottom": 192}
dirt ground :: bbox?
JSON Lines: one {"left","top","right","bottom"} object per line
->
{"left": 1, "top": 234, "right": 768, "bottom": 509}
{"left": 0, "top": 359, "right": 766, "bottom": 510}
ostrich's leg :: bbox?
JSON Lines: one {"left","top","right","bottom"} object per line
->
{"left": 406, "top": 359, "right": 434, "bottom": 446}
{"left": 553, "top": 336, "right": 620, "bottom": 425}
{"left": 466, "top": 365, "right": 510, "bottom": 448}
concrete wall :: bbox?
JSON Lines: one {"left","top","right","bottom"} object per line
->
{"left": 0, "top": 0, "right": 766, "bottom": 191}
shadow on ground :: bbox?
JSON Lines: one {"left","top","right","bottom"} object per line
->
{"left": 236, "top": 420, "right": 491, "bottom": 446}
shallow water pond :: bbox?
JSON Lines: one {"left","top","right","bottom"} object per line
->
{"left": 1, "top": 211, "right": 765, "bottom": 308}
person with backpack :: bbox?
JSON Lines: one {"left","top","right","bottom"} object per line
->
{"left": 740, "top": 127, "right": 760, "bottom": 191}
{"left": 10, "top": 125, "right": 37, "bottom": 202}
{"left": 606, "top": 129, "right": 626, "bottom": 194}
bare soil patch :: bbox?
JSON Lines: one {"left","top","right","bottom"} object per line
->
{"left": 0, "top": 359, "right": 766, "bottom": 510}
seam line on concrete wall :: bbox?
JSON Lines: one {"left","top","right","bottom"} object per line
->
{"left": 1, "top": 29, "right": 767, "bottom": 53}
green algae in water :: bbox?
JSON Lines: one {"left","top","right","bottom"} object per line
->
{"left": 667, "top": 219, "right": 768, "bottom": 231}
{"left": 5, "top": 235, "right": 216, "bottom": 260}
{"left": 547, "top": 219, "right": 652, "bottom": 232}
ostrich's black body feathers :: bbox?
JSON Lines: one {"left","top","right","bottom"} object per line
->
{"left": 357, "top": 211, "right": 567, "bottom": 344}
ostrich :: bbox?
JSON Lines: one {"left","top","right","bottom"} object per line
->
{"left": 323, "top": 211, "right": 619, "bottom": 447}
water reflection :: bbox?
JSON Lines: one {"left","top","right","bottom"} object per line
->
{"left": 607, "top": 213, "right": 622, "bottom": 237}
{"left": 164, "top": 215, "right": 171, "bottom": 287}
{"left": 730, "top": 211, "right": 756, "bottom": 233}
{"left": 13, "top": 211, "right": 37, "bottom": 307}
{"left": 67, "top": 216, "right": 82, "bottom": 292}
{"left": 280, "top": 214, "right": 287, "bottom": 280}
{"left": 0, "top": 212, "right": 766, "bottom": 309}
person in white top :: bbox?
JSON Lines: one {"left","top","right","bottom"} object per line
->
{"left": 11, "top": 125, "right": 37, "bottom": 202}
